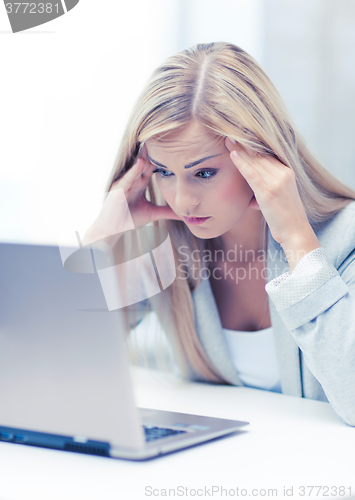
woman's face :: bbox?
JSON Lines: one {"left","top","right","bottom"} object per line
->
{"left": 146, "top": 121, "right": 258, "bottom": 240}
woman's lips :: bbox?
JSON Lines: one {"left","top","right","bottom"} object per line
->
{"left": 183, "top": 216, "right": 211, "bottom": 225}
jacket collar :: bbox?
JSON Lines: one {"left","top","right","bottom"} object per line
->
{"left": 266, "top": 231, "right": 302, "bottom": 396}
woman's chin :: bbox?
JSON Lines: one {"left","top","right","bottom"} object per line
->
{"left": 186, "top": 223, "right": 223, "bottom": 240}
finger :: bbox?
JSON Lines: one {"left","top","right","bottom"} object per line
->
{"left": 225, "top": 138, "right": 269, "bottom": 177}
{"left": 111, "top": 158, "right": 144, "bottom": 192}
{"left": 225, "top": 137, "right": 237, "bottom": 150}
{"left": 138, "top": 143, "right": 148, "bottom": 160}
{"left": 118, "top": 157, "right": 155, "bottom": 199}
{"left": 225, "top": 137, "right": 287, "bottom": 175}
{"left": 229, "top": 149, "right": 267, "bottom": 192}
{"left": 235, "top": 147, "right": 297, "bottom": 198}
{"left": 235, "top": 147, "right": 280, "bottom": 179}
{"left": 238, "top": 146, "right": 289, "bottom": 178}
{"left": 129, "top": 159, "right": 157, "bottom": 196}
{"left": 140, "top": 156, "right": 156, "bottom": 180}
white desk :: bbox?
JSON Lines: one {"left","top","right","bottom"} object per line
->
{"left": 0, "top": 367, "right": 354, "bottom": 500}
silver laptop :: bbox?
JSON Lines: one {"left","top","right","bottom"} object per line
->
{"left": 0, "top": 241, "right": 248, "bottom": 460}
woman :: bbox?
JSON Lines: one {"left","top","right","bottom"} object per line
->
{"left": 84, "top": 42, "right": 355, "bottom": 426}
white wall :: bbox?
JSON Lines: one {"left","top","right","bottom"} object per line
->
{"left": 0, "top": 0, "right": 181, "bottom": 244}
{"left": 262, "top": 0, "right": 355, "bottom": 189}
{"left": 175, "top": 0, "right": 264, "bottom": 62}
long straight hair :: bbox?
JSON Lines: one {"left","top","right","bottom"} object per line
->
{"left": 107, "top": 42, "right": 355, "bottom": 383}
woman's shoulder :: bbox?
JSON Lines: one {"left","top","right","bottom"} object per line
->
{"left": 314, "top": 200, "right": 355, "bottom": 235}
{"left": 314, "top": 200, "right": 355, "bottom": 267}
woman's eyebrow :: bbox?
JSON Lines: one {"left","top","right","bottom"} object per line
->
{"left": 147, "top": 154, "right": 221, "bottom": 169}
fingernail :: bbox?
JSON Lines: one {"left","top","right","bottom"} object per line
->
{"left": 228, "top": 137, "right": 236, "bottom": 144}
{"left": 232, "top": 150, "right": 239, "bottom": 158}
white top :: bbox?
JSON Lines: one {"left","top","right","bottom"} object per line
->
{"left": 221, "top": 247, "right": 335, "bottom": 394}
{"left": 222, "top": 326, "right": 282, "bottom": 393}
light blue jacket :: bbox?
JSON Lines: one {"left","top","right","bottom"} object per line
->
{"left": 131, "top": 201, "right": 355, "bottom": 426}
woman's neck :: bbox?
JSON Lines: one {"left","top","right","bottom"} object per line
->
{"left": 219, "top": 209, "right": 266, "bottom": 263}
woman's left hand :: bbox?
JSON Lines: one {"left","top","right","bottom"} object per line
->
{"left": 225, "top": 138, "right": 321, "bottom": 270}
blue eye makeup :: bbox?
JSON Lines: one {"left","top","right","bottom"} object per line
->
{"left": 152, "top": 168, "right": 218, "bottom": 181}
{"left": 152, "top": 168, "right": 173, "bottom": 178}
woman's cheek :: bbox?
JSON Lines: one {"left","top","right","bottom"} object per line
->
{"left": 156, "top": 179, "right": 174, "bottom": 205}
{"left": 219, "top": 178, "right": 254, "bottom": 208}
{"left": 218, "top": 183, "right": 240, "bottom": 202}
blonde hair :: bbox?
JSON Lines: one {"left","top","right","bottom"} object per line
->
{"left": 107, "top": 42, "right": 355, "bottom": 383}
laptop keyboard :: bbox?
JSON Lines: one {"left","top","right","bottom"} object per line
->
{"left": 143, "top": 425, "right": 187, "bottom": 442}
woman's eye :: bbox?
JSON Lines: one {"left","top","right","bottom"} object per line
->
{"left": 152, "top": 168, "right": 173, "bottom": 178}
{"left": 196, "top": 170, "right": 217, "bottom": 180}
{"left": 152, "top": 168, "right": 218, "bottom": 180}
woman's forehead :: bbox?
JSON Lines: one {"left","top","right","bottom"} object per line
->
{"left": 146, "top": 121, "right": 225, "bottom": 156}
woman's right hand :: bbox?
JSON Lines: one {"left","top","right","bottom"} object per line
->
{"left": 83, "top": 153, "right": 182, "bottom": 246}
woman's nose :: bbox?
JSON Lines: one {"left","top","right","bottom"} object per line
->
{"left": 174, "top": 181, "right": 200, "bottom": 214}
